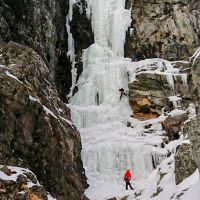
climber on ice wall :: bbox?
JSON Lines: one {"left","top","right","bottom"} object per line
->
{"left": 119, "top": 88, "right": 127, "bottom": 100}
{"left": 124, "top": 169, "right": 134, "bottom": 190}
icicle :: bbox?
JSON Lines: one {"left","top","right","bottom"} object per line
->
{"left": 66, "top": 0, "right": 76, "bottom": 61}
{"left": 166, "top": 74, "right": 175, "bottom": 91}
{"left": 86, "top": 0, "right": 131, "bottom": 56}
{"left": 168, "top": 95, "right": 182, "bottom": 109}
{"left": 180, "top": 73, "right": 187, "bottom": 86}
{"left": 66, "top": 0, "right": 78, "bottom": 99}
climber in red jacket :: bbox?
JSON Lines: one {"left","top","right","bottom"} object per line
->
{"left": 124, "top": 169, "right": 133, "bottom": 190}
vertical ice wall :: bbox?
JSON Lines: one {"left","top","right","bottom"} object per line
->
{"left": 66, "top": 0, "right": 77, "bottom": 98}
{"left": 66, "top": 0, "right": 75, "bottom": 61}
{"left": 86, "top": 0, "right": 131, "bottom": 57}
{"left": 69, "top": 1, "right": 155, "bottom": 199}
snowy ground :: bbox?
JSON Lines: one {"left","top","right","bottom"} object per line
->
{"left": 68, "top": 0, "right": 200, "bottom": 200}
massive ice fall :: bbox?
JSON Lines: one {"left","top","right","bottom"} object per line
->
{"left": 68, "top": 0, "right": 199, "bottom": 200}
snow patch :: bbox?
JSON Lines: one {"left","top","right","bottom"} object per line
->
{"left": 0, "top": 165, "right": 40, "bottom": 187}
{"left": 43, "top": 105, "right": 58, "bottom": 119}
{"left": 168, "top": 95, "right": 182, "bottom": 109}
{"left": 5, "top": 71, "right": 22, "bottom": 83}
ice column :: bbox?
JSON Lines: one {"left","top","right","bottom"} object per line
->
{"left": 86, "top": 0, "right": 131, "bottom": 56}
{"left": 66, "top": 0, "right": 77, "bottom": 98}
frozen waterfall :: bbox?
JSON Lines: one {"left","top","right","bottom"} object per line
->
{"left": 68, "top": 1, "right": 160, "bottom": 199}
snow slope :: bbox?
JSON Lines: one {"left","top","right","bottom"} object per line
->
{"left": 68, "top": 1, "right": 199, "bottom": 200}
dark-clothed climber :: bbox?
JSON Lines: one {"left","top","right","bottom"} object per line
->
{"left": 119, "top": 88, "right": 127, "bottom": 100}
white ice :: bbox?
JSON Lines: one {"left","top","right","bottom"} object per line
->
{"left": 168, "top": 95, "right": 182, "bottom": 109}
{"left": 67, "top": 0, "right": 198, "bottom": 199}
{"left": 86, "top": 0, "right": 131, "bottom": 57}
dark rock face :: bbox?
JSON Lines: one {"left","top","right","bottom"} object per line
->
{"left": 70, "top": 0, "right": 94, "bottom": 64}
{"left": 0, "top": 42, "right": 87, "bottom": 200}
{"left": 175, "top": 143, "right": 197, "bottom": 184}
{"left": 191, "top": 57, "right": 200, "bottom": 112}
{"left": 0, "top": 0, "right": 70, "bottom": 101}
{"left": 125, "top": 0, "right": 200, "bottom": 61}
{"left": 0, "top": 0, "right": 93, "bottom": 101}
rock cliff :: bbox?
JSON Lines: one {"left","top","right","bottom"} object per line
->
{"left": 127, "top": 59, "right": 192, "bottom": 120}
{"left": 175, "top": 143, "right": 197, "bottom": 185}
{"left": 125, "top": 0, "right": 200, "bottom": 61}
{"left": 0, "top": 41, "right": 87, "bottom": 199}
{"left": 186, "top": 56, "right": 200, "bottom": 171}
{"left": 0, "top": 0, "right": 92, "bottom": 199}
{"left": 0, "top": 0, "right": 93, "bottom": 101}
{"left": 0, "top": 165, "right": 51, "bottom": 200}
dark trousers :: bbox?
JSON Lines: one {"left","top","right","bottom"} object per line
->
{"left": 120, "top": 92, "right": 127, "bottom": 100}
{"left": 125, "top": 181, "right": 133, "bottom": 190}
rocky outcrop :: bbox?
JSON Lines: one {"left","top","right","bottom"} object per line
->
{"left": 191, "top": 54, "right": 200, "bottom": 112}
{"left": 161, "top": 111, "right": 188, "bottom": 141}
{"left": 127, "top": 60, "right": 192, "bottom": 120}
{"left": 0, "top": 165, "right": 50, "bottom": 200}
{"left": 0, "top": 42, "right": 87, "bottom": 200}
{"left": 175, "top": 143, "right": 197, "bottom": 184}
{"left": 125, "top": 0, "right": 200, "bottom": 61}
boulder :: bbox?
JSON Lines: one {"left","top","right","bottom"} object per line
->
{"left": 0, "top": 165, "right": 49, "bottom": 200}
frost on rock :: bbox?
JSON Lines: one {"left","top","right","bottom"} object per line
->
{"left": 127, "top": 58, "right": 189, "bottom": 105}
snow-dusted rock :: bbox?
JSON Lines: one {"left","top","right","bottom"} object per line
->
{"left": 0, "top": 42, "right": 87, "bottom": 200}
{"left": 128, "top": 59, "right": 191, "bottom": 119}
{"left": 0, "top": 165, "right": 50, "bottom": 200}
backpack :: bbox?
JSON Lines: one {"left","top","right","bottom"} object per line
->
{"left": 124, "top": 177, "right": 129, "bottom": 182}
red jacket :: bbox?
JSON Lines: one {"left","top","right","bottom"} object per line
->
{"left": 124, "top": 170, "right": 132, "bottom": 182}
